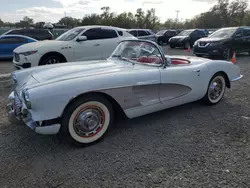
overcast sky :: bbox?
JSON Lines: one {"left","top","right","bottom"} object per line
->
{"left": 0, "top": 0, "right": 241, "bottom": 23}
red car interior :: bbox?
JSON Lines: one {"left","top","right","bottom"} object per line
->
{"left": 137, "top": 56, "right": 162, "bottom": 64}
{"left": 171, "top": 58, "right": 190, "bottom": 65}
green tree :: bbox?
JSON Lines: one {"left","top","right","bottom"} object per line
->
{"left": 135, "top": 8, "right": 145, "bottom": 28}
{"left": 58, "top": 17, "right": 81, "bottom": 28}
{"left": 0, "top": 18, "right": 4, "bottom": 27}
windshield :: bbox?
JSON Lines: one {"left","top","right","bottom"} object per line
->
{"left": 209, "top": 28, "right": 237, "bottom": 38}
{"left": 156, "top": 30, "right": 166, "bottom": 35}
{"left": 110, "top": 40, "right": 163, "bottom": 66}
{"left": 56, "top": 28, "right": 85, "bottom": 41}
{"left": 178, "top": 30, "right": 194, "bottom": 36}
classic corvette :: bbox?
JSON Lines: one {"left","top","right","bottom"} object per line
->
{"left": 7, "top": 39, "right": 243, "bottom": 146}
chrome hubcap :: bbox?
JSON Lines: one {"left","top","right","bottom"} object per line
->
{"left": 46, "top": 58, "right": 60, "bottom": 64}
{"left": 209, "top": 78, "right": 223, "bottom": 101}
{"left": 73, "top": 108, "right": 104, "bottom": 137}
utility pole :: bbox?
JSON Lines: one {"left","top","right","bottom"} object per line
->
{"left": 64, "top": 12, "right": 67, "bottom": 28}
{"left": 175, "top": 10, "right": 180, "bottom": 29}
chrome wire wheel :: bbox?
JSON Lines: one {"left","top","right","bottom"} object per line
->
{"left": 208, "top": 75, "right": 226, "bottom": 104}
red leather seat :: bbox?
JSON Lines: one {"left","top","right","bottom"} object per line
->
{"left": 137, "top": 56, "right": 162, "bottom": 64}
{"left": 171, "top": 59, "right": 190, "bottom": 65}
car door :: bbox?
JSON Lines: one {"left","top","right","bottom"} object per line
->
{"left": 190, "top": 30, "right": 205, "bottom": 45}
{"left": 96, "top": 28, "right": 120, "bottom": 59}
{"left": 72, "top": 28, "right": 103, "bottom": 61}
{"left": 232, "top": 29, "right": 244, "bottom": 52}
{"left": 0, "top": 36, "right": 26, "bottom": 57}
{"left": 242, "top": 28, "right": 250, "bottom": 52}
{"left": 159, "top": 63, "right": 208, "bottom": 105}
{"left": 138, "top": 30, "right": 151, "bottom": 40}
{"left": 128, "top": 30, "right": 138, "bottom": 37}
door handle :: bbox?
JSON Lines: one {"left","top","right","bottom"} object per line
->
{"left": 93, "top": 44, "right": 100, "bottom": 46}
{"left": 192, "top": 69, "right": 200, "bottom": 73}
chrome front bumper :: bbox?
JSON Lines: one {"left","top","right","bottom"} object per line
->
{"left": 231, "top": 74, "right": 243, "bottom": 82}
{"left": 7, "top": 91, "right": 61, "bottom": 135}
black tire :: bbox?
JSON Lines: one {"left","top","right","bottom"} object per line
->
{"left": 202, "top": 73, "right": 226, "bottom": 105}
{"left": 222, "top": 48, "right": 232, "bottom": 60}
{"left": 170, "top": 44, "right": 175, "bottom": 48}
{"left": 59, "top": 94, "right": 114, "bottom": 146}
{"left": 40, "top": 55, "right": 65, "bottom": 66}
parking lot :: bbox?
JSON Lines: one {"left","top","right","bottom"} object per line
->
{"left": 0, "top": 46, "right": 249, "bottom": 188}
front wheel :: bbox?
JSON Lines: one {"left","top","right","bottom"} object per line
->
{"left": 202, "top": 74, "right": 226, "bottom": 105}
{"left": 60, "top": 95, "right": 114, "bottom": 146}
{"left": 170, "top": 44, "right": 175, "bottom": 48}
{"left": 40, "top": 55, "right": 65, "bottom": 66}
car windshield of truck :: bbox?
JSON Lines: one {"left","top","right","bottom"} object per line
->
{"left": 178, "top": 30, "right": 194, "bottom": 36}
{"left": 110, "top": 40, "right": 163, "bottom": 66}
{"left": 209, "top": 28, "right": 237, "bottom": 38}
{"left": 56, "top": 28, "right": 85, "bottom": 41}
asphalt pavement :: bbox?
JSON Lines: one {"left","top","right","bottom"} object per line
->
{"left": 0, "top": 46, "right": 249, "bottom": 188}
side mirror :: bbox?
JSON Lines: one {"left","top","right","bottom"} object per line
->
{"left": 77, "top": 36, "right": 87, "bottom": 42}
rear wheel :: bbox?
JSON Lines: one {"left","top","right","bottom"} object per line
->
{"left": 202, "top": 74, "right": 226, "bottom": 105}
{"left": 60, "top": 95, "right": 114, "bottom": 146}
{"left": 222, "top": 48, "right": 232, "bottom": 60}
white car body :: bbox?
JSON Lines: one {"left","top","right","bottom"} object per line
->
{"left": 13, "top": 25, "right": 136, "bottom": 69}
{"left": 7, "top": 40, "right": 243, "bottom": 145}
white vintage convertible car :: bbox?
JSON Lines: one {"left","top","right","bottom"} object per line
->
{"left": 7, "top": 39, "right": 243, "bottom": 146}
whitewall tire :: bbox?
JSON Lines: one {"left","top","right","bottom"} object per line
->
{"left": 60, "top": 95, "right": 114, "bottom": 146}
{"left": 203, "top": 74, "right": 226, "bottom": 105}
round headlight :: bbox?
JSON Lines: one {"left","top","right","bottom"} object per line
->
{"left": 23, "top": 90, "right": 32, "bottom": 109}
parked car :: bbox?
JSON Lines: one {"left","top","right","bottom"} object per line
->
{"left": 193, "top": 26, "right": 250, "bottom": 60}
{"left": 127, "top": 29, "right": 157, "bottom": 42}
{"left": 169, "top": 29, "right": 207, "bottom": 49}
{"left": 0, "top": 35, "right": 37, "bottom": 59}
{"left": 2, "top": 29, "right": 54, "bottom": 41}
{"left": 156, "top": 29, "right": 178, "bottom": 45}
{"left": 12, "top": 25, "right": 136, "bottom": 69}
{"left": 7, "top": 39, "right": 243, "bottom": 146}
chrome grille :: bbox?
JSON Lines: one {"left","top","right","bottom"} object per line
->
{"left": 13, "top": 92, "right": 22, "bottom": 116}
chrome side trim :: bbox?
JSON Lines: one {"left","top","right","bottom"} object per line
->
{"left": 231, "top": 74, "right": 243, "bottom": 82}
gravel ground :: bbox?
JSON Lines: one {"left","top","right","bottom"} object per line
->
{"left": 0, "top": 47, "right": 249, "bottom": 188}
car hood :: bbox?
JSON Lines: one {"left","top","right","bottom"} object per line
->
{"left": 14, "top": 40, "right": 67, "bottom": 53}
{"left": 30, "top": 59, "right": 129, "bottom": 84}
{"left": 197, "top": 37, "right": 227, "bottom": 42}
